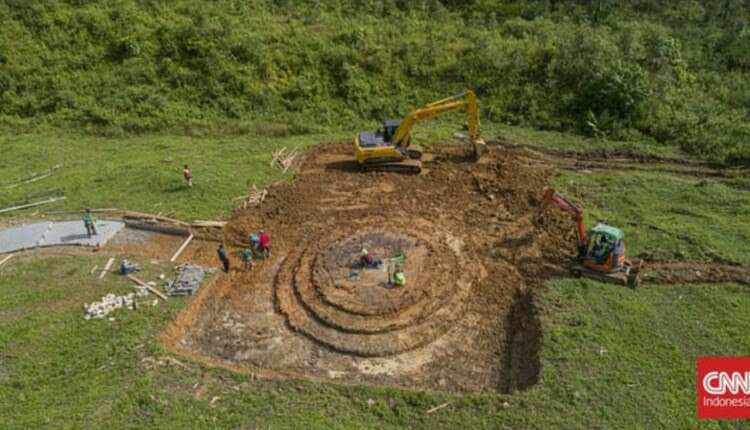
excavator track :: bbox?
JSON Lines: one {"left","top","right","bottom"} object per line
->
{"left": 571, "top": 258, "right": 643, "bottom": 288}
{"left": 407, "top": 145, "right": 424, "bottom": 159}
{"left": 362, "top": 159, "right": 422, "bottom": 174}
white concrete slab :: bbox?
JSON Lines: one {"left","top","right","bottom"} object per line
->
{"left": 0, "top": 220, "right": 125, "bottom": 253}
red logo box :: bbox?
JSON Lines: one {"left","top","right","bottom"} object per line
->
{"left": 698, "top": 357, "right": 750, "bottom": 419}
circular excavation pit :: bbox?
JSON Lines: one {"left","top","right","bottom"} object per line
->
{"left": 277, "top": 230, "right": 473, "bottom": 357}
{"left": 164, "top": 142, "right": 572, "bottom": 394}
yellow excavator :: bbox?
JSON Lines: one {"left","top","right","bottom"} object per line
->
{"left": 353, "top": 90, "right": 488, "bottom": 173}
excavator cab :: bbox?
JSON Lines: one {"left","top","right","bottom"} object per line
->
{"left": 382, "top": 120, "right": 400, "bottom": 144}
{"left": 581, "top": 224, "right": 627, "bottom": 272}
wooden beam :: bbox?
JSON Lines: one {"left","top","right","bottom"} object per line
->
{"left": 47, "top": 208, "right": 118, "bottom": 215}
{"left": 126, "top": 274, "right": 168, "bottom": 300}
{"left": 89, "top": 264, "right": 98, "bottom": 275}
{"left": 426, "top": 402, "right": 452, "bottom": 414}
{"left": 190, "top": 221, "right": 226, "bottom": 227}
{"left": 120, "top": 210, "right": 189, "bottom": 227}
{"left": 99, "top": 257, "right": 115, "bottom": 279}
{"left": 0, "top": 254, "right": 14, "bottom": 268}
{"left": 0, "top": 196, "right": 67, "bottom": 214}
{"left": 170, "top": 234, "right": 194, "bottom": 262}
{"left": 6, "top": 164, "right": 63, "bottom": 189}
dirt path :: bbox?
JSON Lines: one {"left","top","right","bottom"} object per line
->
{"left": 642, "top": 259, "right": 750, "bottom": 285}
{"left": 492, "top": 140, "right": 748, "bottom": 179}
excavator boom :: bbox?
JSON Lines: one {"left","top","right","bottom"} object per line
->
{"left": 391, "top": 90, "right": 486, "bottom": 158}
{"left": 534, "top": 187, "right": 586, "bottom": 250}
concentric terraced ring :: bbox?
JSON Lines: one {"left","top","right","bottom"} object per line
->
{"left": 275, "top": 222, "right": 475, "bottom": 357}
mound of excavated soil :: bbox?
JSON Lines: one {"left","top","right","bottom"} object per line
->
{"left": 163, "top": 142, "right": 578, "bottom": 394}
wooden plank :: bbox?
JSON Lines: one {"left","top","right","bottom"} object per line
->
{"left": 123, "top": 220, "right": 190, "bottom": 237}
{"left": 0, "top": 196, "right": 67, "bottom": 214}
{"left": 99, "top": 257, "right": 115, "bottom": 279}
{"left": 46, "top": 208, "right": 119, "bottom": 215}
{"left": 0, "top": 254, "right": 15, "bottom": 268}
{"left": 170, "top": 234, "right": 194, "bottom": 262}
{"left": 190, "top": 221, "right": 226, "bottom": 227}
{"left": 426, "top": 402, "right": 452, "bottom": 414}
{"left": 120, "top": 210, "right": 189, "bottom": 227}
{"left": 24, "top": 188, "right": 62, "bottom": 201}
{"left": 89, "top": 264, "right": 98, "bottom": 275}
{"left": 126, "top": 274, "right": 168, "bottom": 300}
{"left": 6, "top": 164, "right": 63, "bottom": 189}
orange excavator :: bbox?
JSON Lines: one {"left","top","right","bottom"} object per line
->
{"left": 534, "top": 187, "right": 643, "bottom": 287}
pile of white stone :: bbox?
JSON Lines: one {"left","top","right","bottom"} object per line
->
{"left": 83, "top": 287, "right": 151, "bottom": 320}
{"left": 165, "top": 263, "right": 214, "bottom": 296}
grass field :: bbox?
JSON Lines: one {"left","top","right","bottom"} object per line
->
{"left": 2, "top": 127, "right": 749, "bottom": 428}
{"left": 554, "top": 171, "right": 750, "bottom": 266}
{"left": 2, "top": 257, "right": 749, "bottom": 429}
{"left": 0, "top": 123, "right": 688, "bottom": 221}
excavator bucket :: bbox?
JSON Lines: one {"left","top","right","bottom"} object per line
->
{"left": 473, "top": 138, "right": 488, "bottom": 160}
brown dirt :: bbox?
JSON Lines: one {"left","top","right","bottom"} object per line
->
{"left": 162, "top": 142, "right": 574, "bottom": 394}
{"left": 160, "top": 141, "right": 750, "bottom": 394}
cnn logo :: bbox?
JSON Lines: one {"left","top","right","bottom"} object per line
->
{"left": 698, "top": 357, "right": 750, "bottom": 419}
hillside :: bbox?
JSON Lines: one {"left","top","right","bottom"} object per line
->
{"left": 1, "top": 0, "right": 749, "bottom": 162}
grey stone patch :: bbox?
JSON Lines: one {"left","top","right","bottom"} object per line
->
{"left": 165, "top": 263, "right": 216, "bottom": 296}
{"left": 84, "top": 288, "right": 149, "bottom": 320}
{"left": 0, "top": 220, "right": 124, "bottom": 253}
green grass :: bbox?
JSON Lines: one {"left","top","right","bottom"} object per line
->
{"left": 0, "top": 131, "right": 349, "bottom": 221}
{"left": 2, "top": 256, "right": 750, "bottom": 429}
{"left": 554, "top": 171, "right": 750, "bottom": 265}
{"left": 0, "top": 123, "right": 696, "bottom": 222}
{"left": 3, "top": 0, "right": 750, "bottom": 162}
{"left": 2, "top": 127, "right": 750, "bottom": 428}
{"left": 496, "top": 125, "right": 688, "bottom": 159}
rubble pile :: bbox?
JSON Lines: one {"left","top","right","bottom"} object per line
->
{"left": 165, "top": 263, "right": 214, "bottom": 296}
{"left": 84, "top": 288, "right": 149, "bottom": 320}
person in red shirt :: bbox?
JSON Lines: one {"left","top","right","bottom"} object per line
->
{"left": 259, "top": 229, "right": 270, "bottom": 258}
{"left": 359, "top": 248, "right": 381, "bottom": 268}
{"left": 183, "top": 164, "right": 192, "bottom": 189}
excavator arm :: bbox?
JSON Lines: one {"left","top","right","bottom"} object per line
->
{"left": 534, "top": 187, "right": 587, "bottom": 251}
{"left": 390, "top": 90, "right": 487, "bottom": 159}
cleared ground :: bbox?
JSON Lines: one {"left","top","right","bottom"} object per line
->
{"left": 162, "top": 142, "right": 750, "bottom": 396}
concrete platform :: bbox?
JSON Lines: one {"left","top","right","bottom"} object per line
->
{"left": 0, "top": 220, "right": 124, "bottom": 254}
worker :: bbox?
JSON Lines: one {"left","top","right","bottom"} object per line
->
{"left": 592, "top": 236, "right": 609, "bottom": 262}
{"left": 82, "top": 208, "right": 97, "bottom": 237}
{"left": 183, "top": 164, "right": 192, "bottom": 189}
{"left": 120, "top": 259, "right": 141, "bottom": 275}
{"left": 249, "top": 233, "right": 260, "bottom": 255}
{"left": 242, "top": 247, "right": 254, "bottom": 270}
{"left": 394, "top": 266, "right": 406, "bottom": 287}
{"left": 359, "top": 248, "right": 381, "bottom": 269}
{"left": 259, "top": 229, "right": 270, "bottom": 259}
{"left": 217, "top": 244, "right": 230, "bottom": 273}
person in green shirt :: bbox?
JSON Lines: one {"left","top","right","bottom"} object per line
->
{"left": 82, "top": 208, "right": 97, "bottom": 237}
{"left": 394, "top": 266, "right": 406, "bottom": 287}
{"left": 242, "top": 248, "right": 254, "bottom": 270}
